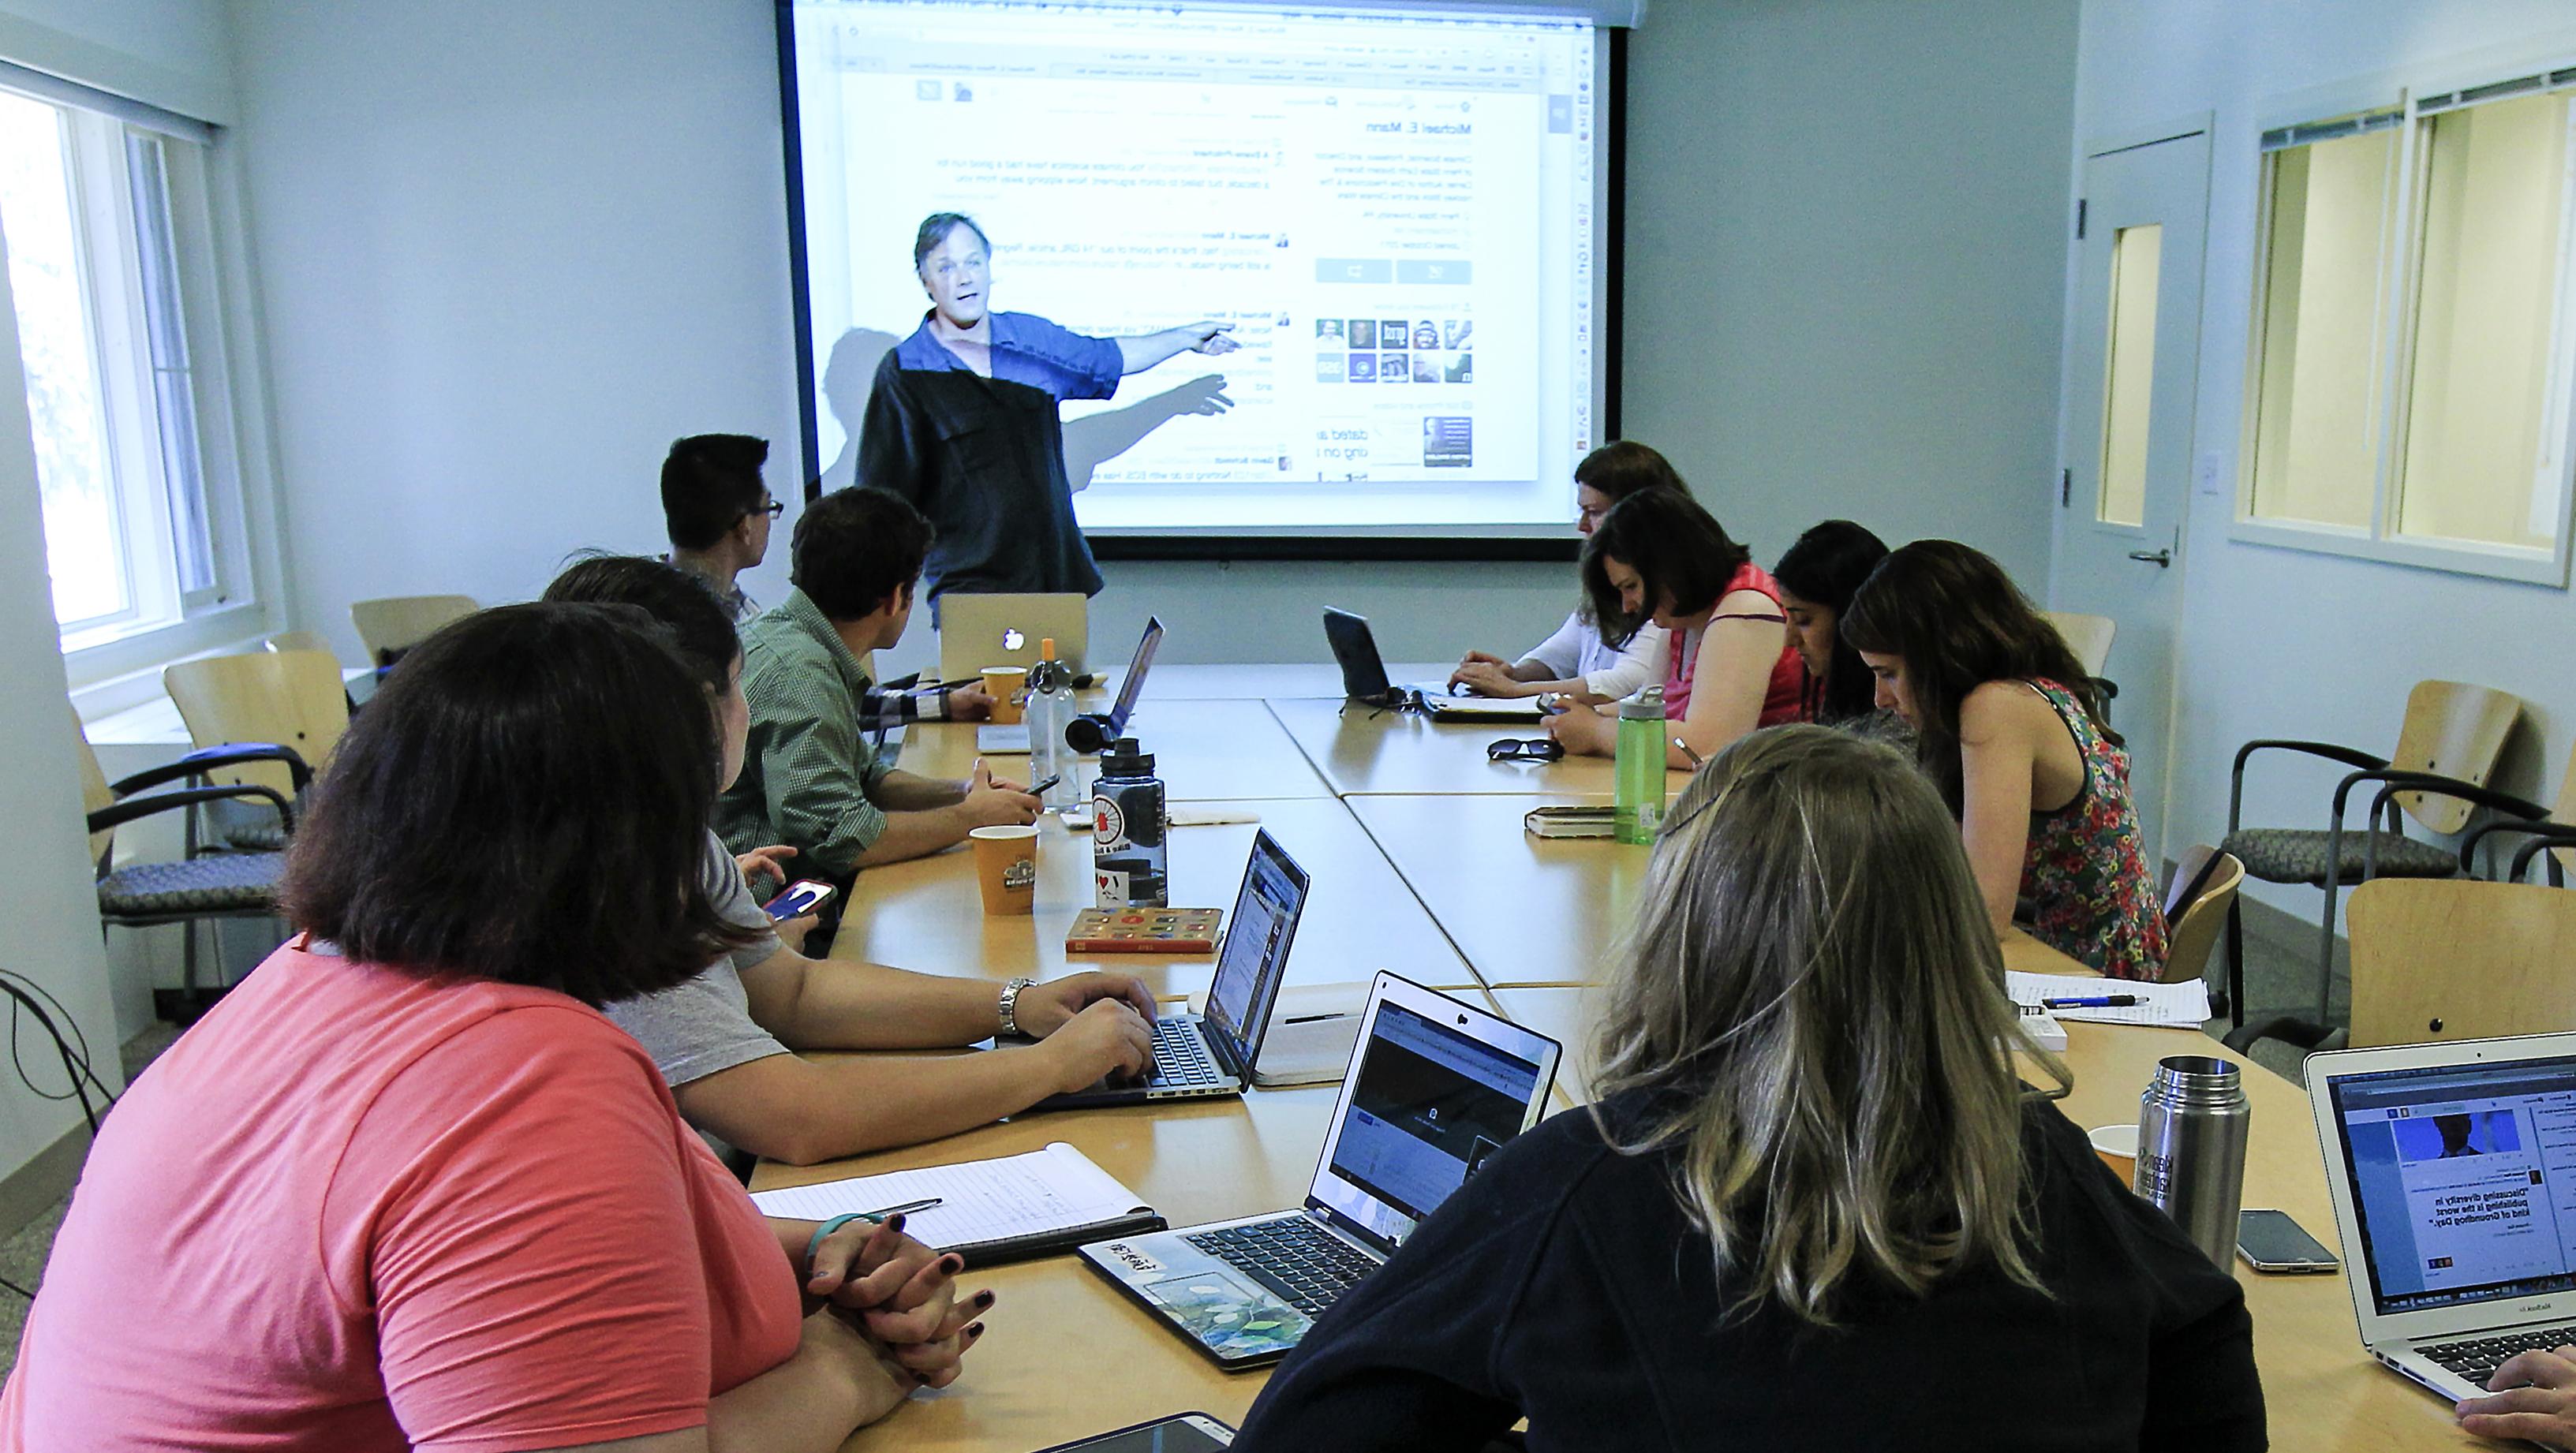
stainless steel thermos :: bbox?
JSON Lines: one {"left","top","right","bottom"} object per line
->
{"left": 2135, "top": 1055, "right": 2251, "bottom": 1268}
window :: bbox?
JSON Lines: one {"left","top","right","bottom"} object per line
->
{"left": 2241, "top": 69, "right": 2576, "bottom": 583}
{"left": 0, "top": 73, "right": 250, "bottom": 667}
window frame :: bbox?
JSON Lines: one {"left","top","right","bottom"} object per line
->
{"left": 0, "top": 68, "right": 272, "bottom": 711}
{"left": 2234, "top": 59, "right": 2576, "bottom": 587}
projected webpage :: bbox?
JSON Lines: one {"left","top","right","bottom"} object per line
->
{"left": 2332, "top": 1059, "right": 2576, "bottom": 1315}
{"left": 791, "top": 0, "right": 1602, "bottom": 535}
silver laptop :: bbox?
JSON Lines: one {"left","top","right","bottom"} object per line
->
{"left": 979, "top": 615, "right": 1163, "bottom": 756}
{"left": 2308, "top": 1033, "right": 2576, "bottom": 1401}
{"left": 1321, "top": 607, "right": 1547, "bottom": 721}
{"left": 1030, "top": 828, "right": 1306, "bottom": 1111}
{"left": 939, "top": 592, "right": 1089, "bottom": 683}
{"left": 1080, "top": 971, "right": 1561, "bottom": 1366}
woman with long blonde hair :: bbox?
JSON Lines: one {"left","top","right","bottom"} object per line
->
{"left": 1234, "top": 726, "right": 2261, "bottom": 1451}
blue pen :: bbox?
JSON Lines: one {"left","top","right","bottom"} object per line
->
{"left": 2043, "top": 994, "right": 2139, "bottom": 1009}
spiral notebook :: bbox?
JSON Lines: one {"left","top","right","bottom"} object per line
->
{"left": 747, "top": 1141, "right": 1163, "bottom": 1268}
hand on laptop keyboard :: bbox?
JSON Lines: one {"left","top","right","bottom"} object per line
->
{"left": 2452, "top": 1343, "right": 2576, "bottom": 1448}
{"left": 1038, "top": 998, "right": 1156, "bottom": 1093}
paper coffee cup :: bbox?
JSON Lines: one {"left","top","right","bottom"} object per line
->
{"left": 2088, "top": 1122, "right": 2140, "bottom": 1188}
{"left": 983, "top": 666, "right": 1028, "bottom": 724}
{"left": 970, "top": 824, "right": 1039, "bottom": 915}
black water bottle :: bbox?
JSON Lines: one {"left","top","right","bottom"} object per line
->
{"left": 1091, "top": 737, "right": 1167, "bottom": 907}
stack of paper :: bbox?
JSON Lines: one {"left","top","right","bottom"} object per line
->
{"left": 749, "top": 1141, "right": 1162, "bottom": 1268}
{"left": 2006, "top": 971, "right": 2211, "bottom": 1029}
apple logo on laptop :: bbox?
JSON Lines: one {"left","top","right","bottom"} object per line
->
{"left": 1002, "top": 628, "right": 1026, "bottom": 652}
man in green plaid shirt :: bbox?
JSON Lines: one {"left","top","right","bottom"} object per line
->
{"left": 716, "top": 488, "right": 1039, "bottom": 900}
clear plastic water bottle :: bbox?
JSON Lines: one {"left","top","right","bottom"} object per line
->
{"left": 1092, "top": 737, "right": 1168, "bottom": 907}
{"left": 1026, "top": 637, "right": 1079, "bottom": 811}
{"left": 1614, "top": 685, "right": 1669, "bottom": 845}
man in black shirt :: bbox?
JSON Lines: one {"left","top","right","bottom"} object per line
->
{"left": 856, "top": 212, "right": 1238, "bottom": 606}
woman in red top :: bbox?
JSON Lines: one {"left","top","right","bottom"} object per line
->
{"left": 2, "top": 604, "right": 988, "bottom": 1453}
{"left": 1545, "top": 487, "right": 1804, "bottom": 768}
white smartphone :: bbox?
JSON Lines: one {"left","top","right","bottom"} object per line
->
{"left": 2237, "top": 1208, "right": 2339, "bottom": 1273}
{"left": 1036, "top": 1413, "right": 1234, "bottom": 1451}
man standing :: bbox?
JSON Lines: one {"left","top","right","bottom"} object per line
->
{"left": 857, "top": 211, "right": 1239, "bottom": 605}
{"left": 660, "top": 433, "right": 780, "bottom": 622}
{"left": 716, "top": 487, "right": 1038, "bottom": 902}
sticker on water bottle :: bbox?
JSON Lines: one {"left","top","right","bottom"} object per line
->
{"left": 1094, "top": 800, "right": 1126, "bottom": 846}
{"left": 1095, "top": 868, "right": 1131, "bottom": 908}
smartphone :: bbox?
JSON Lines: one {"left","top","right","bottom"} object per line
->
{"left": 1034, "top": 1413, "right": 1234, "bottom": 1451}
{"left": 761, "top": 880, "right": 834, "bottom": 921}
{"left": 2237, "top": 1208, "right": 2339, "bottom": 1272}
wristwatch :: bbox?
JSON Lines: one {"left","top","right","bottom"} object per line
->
{"left": 997, "top": 977, "right": 1038, "bottom": 1038}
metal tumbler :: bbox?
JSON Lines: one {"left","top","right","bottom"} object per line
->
{"left": 2135, "top": 1055, "right": 2251, "bottom": 1268}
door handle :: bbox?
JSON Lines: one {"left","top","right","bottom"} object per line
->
{"left": 2126, "top": 549, "right": 2173, "bottom": 567}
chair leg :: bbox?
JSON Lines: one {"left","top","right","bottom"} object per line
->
{"left": 2225, "top": 896, "right": 2248, "bottom": 1032}
{"left": 2316, "top": 878, "right": 2342, "bottom": 1025}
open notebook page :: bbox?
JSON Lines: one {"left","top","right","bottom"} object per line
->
{"left": 748, "top": 1141, "right": 1151, "bottom": 1253}
{"left": 2005, "top": 970, "right": 2210, "bottom": 1029}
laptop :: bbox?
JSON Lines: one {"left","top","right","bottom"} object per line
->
{"left": 1322, "top": 607, "right": 1547, "bottom": 721}
{"left": 1080, "top": 972, "right": 1561, "bottom": 1367}
{"left": 2308, "top": 1033, "right": 2576, "bottom": 1402}
{"left": 1031, "top": 827, "right": 1307, "bottom": 1110}
{"left": 978, "top": 615, "right": 1164, "bottom": 756}
{"left": 939, "top": 592, "right": 1089, "bottom": 683}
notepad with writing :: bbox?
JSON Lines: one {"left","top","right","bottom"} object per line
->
{"left": 747, "top": 1142, "right": 1164, "bottom": 1268}
{"left": 2005, "top": 970, "right": 2211, "bottom": 1028}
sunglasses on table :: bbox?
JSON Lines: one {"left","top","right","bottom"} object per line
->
{"left": 1486, "top": 737, "right": 1565, "bottom": 763}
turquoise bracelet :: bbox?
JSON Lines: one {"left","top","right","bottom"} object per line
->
{"left": 805, "top": 1212, "right": 881, "bottom": 1272}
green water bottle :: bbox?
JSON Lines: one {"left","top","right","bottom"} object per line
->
{"left": 1614, "top": 685, "right": 1669, "bottom": 845}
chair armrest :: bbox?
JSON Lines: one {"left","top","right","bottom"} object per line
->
{"left": 2462, "top": 816, "right": 2576, "bottom": 868}
{"left": 2221, "top": 1014, "right": 2335, "bottom": 1056}
{"left": 2230, "top": 739, "right": 2390, "bottom": 831}
{"left": 2506, "top": 827, "right": 2576, "bottom": 887}
{"left": 111, "top": 743, "right": 312, "bottom": 797}
{"left": 87, "top": 783, "right": 295, "bottom": 838}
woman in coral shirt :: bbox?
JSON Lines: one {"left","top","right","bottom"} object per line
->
{"left": 2, "top": 603, "right": 986, "bottom": 1453}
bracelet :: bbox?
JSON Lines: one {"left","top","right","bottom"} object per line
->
{"left": 997, "top": 976, "right": 1038, "bottom": 1038}
{"left": 805, "top": 1212, "right": 880, "bottom": 1273}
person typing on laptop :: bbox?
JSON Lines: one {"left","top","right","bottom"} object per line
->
{"left": 548, "top": 555, "right": 1153, "bottom": 1164}
{"left": 1233, "top": 726, "right": 2262, "bottom": 1452}
{"left": 717, "top": 489, "right": 1040, "bottom": 908}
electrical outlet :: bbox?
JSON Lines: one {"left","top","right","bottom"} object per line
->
{"left": 2194, "top": 450, "right": 2224, "bottom": 498}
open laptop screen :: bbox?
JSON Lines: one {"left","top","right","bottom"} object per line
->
{"left": 1314, "top": 1002, "right": 1544, "bottom": 1248}
{"left": 2326, "top": 1055, "right": 2576, "bottom": 1316}
{"left": 1201, "top": 831, "right": 1307, "bottom": 1065}
{"left": 1103, "top": 617, "right": 1165, "bottom": 736}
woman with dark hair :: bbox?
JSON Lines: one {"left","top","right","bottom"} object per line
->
{"left": 542, "top": 555, "right": 1157, "bottom": 1167}
{"left": 2, "top": 604, "right": 987, "bottom": 1450}
{"left": 1233, "top": 728, "right": 2260, "bottom": 1451}
{"left": 1543, "top": 487, "right": 1803, "bottom": 765}
{"left": 1840, "top": 540, "right": 2167, "bottom": 980}
{"left": 1771, "top": 519, "right": 1890, "bottom": 725}
{"left": 1447, "top": 441, "right": 1685, "bottom": 704}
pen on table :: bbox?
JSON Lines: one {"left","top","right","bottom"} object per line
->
{"left": 2043, "top": 995, "right": 2140, "bottom": 1009}
{"left": 1672, "top": 736, "right": 1704, "bottom": 768}
{"left": 857, "top": 1197, "right": 944, "bottom": 1221}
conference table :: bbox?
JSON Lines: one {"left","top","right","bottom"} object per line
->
{"left": 756, "top": 679, "right": 2477, "bottom": 1451}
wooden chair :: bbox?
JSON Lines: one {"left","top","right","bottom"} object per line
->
{"left": 350, "top": 594, "right": 477, "bottom": 667}
{"left": 2041, "top": 611, "right": 2116, "bottom": 678}
{"left": 2159, "top": 845, "right": 2244, "bottom": 988}
{"left": 2227, "top": 879, "right": 2576, "bottom": 1058}
{"left": 75, "top": 711, "right": 303, "bottom": 1022}
{"left": 163, "top": 650, "right": 346, "bottom": 855}
{"left": 264, "top": 629, "right": 334, "bottom": 656}
{"left": 2220, "top": 680, "right": 2524, "bottom": 1026}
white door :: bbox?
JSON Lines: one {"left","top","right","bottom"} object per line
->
{"left": 2050, "top": 123, "right": 2211, "bottom": 863}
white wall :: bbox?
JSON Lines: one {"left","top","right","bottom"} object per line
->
{"left": 230, "top": 0, "right": 2080, "bottom": 678}
{"left": 2073, "top": 0, "right": 2576, "bottom": 923}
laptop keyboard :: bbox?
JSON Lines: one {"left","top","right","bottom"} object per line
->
{"left": 1183, "top": 1216, "right": 1377, "bottom": 1316}
{"left": 1152, "top": 1018, "right": 1224, "bottom": 1089}
{"left": 2422, "top": 1326, "right": 2576, "bottom": 1386}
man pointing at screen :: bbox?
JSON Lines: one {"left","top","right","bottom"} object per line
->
{"left": 857, "top": 212, "right": 1239, "bottom": 605}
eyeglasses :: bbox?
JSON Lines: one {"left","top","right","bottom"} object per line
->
{"left": 749, "top": 499, "right": 786, "bottom": 520}
{"left": 1486, "top": 737, "right": 1565, "bottom": 763}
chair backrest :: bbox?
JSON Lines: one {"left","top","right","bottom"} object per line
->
{"left": 163, "top": 650, "right": 350, "bottom": 797}
{"left": 2347, "top": 879, "right": 2576, "bottom": 1047}
{"left": 350, "top": 595, "right": 477, "bottom": 666}
{"left": 2386, "top": 679, "right": 2523, "bottom": 835}
{"left": 2157, "top": 846, "right": 2243, "bottom": 987}
{"left": 2041, "top": 611, "right": 2116, "bottom": 678}
{"left": 264, "top": 629, "right": 334, "bottom": 657}
{"left": 71, "top": 708, "right": 114, "bottom": 868}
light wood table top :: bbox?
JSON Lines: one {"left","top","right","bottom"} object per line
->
{"left": 1342, "top": 793, "right": 1649, "bottom": 986}
{"left": 1138, "top": 663, "right": 1453, "bottom": 701}
{"left": 831, "top": 797, "right": 1477, "bottom": 1001}
{"left": 1266, "top": 695, "right": 1677, "bottom": 797}
{"left": 892, "top": 698, "right": 1330, "bottom": 802}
